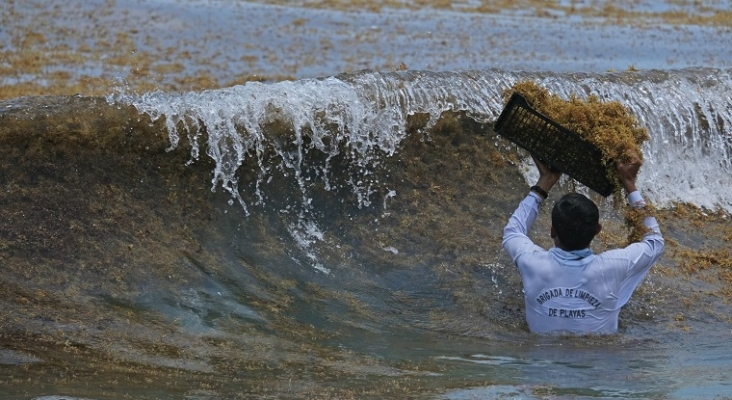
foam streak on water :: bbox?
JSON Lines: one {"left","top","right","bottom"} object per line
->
{"left": 113, "top": 67, "right": 732, "bottom": 213}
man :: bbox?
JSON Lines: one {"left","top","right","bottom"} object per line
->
{"left": 502, "top": 155, "right": 664, "bottom": 334}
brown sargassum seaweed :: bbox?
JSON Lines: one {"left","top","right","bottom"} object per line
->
{"left": 504, "top": 80, "right": 652, "bottom": 243}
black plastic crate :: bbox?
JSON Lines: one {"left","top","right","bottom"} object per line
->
{"left": 493, "top": 93, "right": 615, "bottom": 197}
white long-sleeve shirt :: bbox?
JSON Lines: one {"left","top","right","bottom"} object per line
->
{"left": 502, "top": 191, "right": 664, "bottom": 334}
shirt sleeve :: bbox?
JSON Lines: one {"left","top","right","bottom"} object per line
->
{"left": 616, "top": 191, "right": 665, "bottom": 304}
{"left": 502, "top": 191, "right": 546, "bottom": 264}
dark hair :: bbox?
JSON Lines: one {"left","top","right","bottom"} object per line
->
{"left": 551, "top": 193, "right": 599, "bottom": 250}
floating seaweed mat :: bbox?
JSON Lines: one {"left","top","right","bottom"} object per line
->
{"left": 494, "top": 92, "right": 615, "bottom": 197}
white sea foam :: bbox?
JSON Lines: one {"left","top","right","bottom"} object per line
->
{"left": 113, "top": 67, "right": 732, "bottom": 218}
{"left": 32, "top": 397, "right": 98, "bottom": 400}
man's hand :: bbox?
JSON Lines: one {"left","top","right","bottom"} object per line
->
{"left": 616, "top": 154, "right": 642, "bottom": 193}
{"left": 532, "top": 155, "right": 562, "bottom": 194}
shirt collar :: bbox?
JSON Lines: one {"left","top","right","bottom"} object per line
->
{"left": 551, "top": 247, "right": 593, "bottom": 261}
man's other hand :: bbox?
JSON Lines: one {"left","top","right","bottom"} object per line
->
{"left": 616, "top": 154, "right": 642, "bottom": 193}
{"left": 532, "top": 155, "right": 562, "bottom": 194}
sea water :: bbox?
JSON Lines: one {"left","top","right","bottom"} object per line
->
{"left": 1, "top": 1, "right": 732, "bottom": 399}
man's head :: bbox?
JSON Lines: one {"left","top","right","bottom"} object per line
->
{"left": 551, "top": 193, "right": 601, "bottom": 251}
